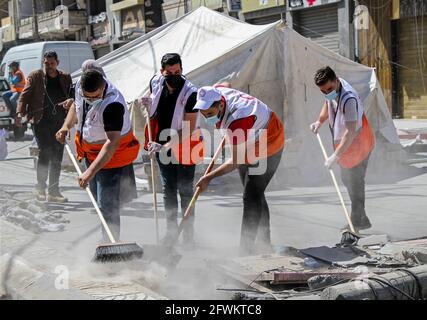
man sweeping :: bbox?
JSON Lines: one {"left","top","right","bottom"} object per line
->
{"left": 142, "top": 53, "right": 202, "bottom": 246}
{"left": 193, "top": 85, "right": 284, "bottom": 255}
{"left": 58, "top": 60, "right": 138, "bottom": 206}
{"left": 310, "top": 66, "right": 375, "bottom": 231}
{"left": 56, "top": 70, "right": 140, "bottom": 241}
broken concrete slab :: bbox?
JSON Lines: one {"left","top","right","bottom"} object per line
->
{"left": 358, "top": 234, "right": 389, "bottom": 247}
{"left": 273, "top": 271, "right": 363, "bottom": 285}
{"left": 379, "top": 240, "right": 427, "bottom": 265}
{"left": 0, "top": 254, "right": 93, "bottom": 300}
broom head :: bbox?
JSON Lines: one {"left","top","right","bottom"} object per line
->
{"left": 93, "top": 242, "right": 144, "bottom": 263}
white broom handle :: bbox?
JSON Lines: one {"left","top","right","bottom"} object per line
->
{"left": 65, "top": 143, "right": 117, "bottom": 243}
{"left": 316, "top": 134, "right": 356, "bottom": 234}
{"left": 140, "top": 97, "right": 160, "bottom": 244}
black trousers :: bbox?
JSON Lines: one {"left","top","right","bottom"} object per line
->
{"left": 340, "top": 155, "right": 370, "bottom": 224}
{"left": 156, "top": 155, "right": 196, "bottom": 240}
{"left": 33, "top": 117, "right": 64, "bottom": 194}
{"left": 238, "top": 150, "right": 283, "bottom": 251}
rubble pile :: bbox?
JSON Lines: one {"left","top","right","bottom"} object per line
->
{"left": 0, "top": 189, "right": 69, "bottom": 233}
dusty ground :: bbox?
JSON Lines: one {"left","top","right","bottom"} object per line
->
{"left": 1, "top": 130, "right": 427, "bottom": 299}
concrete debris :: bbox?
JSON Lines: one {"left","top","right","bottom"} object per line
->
{"left": 358, "top": 234, "right": 389, "bottom": 247}
{"left": 307, "top": 275, "right": 344, "bottom": 290}
{"left": 231, "top": 291, "right": 321, "bottom": 300}
{"left": 0, "top": 189, "right": 69, "bottom": 233}
{"left": 378, "top": 241, "right": 427, "bottom": 266}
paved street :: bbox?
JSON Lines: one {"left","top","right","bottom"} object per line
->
{"left": 1, "top": 130, "right": 426, "bottom": 299}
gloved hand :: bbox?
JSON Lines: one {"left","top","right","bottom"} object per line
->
{"left": 310, "top": 121, "right": 322, "bottom": 134}
{"left": 325, "top": 153, "right": 339, "bottom": 169}
{"left": 148, "top": 142, "right": 163, "bottom": 156}
{"left": 140, "top": 97, "right": 152, "bottom": 110}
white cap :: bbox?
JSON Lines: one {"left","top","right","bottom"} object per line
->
{"left": 193, "top": 86, "right": 222, "bottom": 111}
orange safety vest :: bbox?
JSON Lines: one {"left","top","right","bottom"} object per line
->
{"left": 245, "top": 111, "right": 285, "bottom": 164}
{"left": 75, "top": 131, "right": 140, "bottom": 169}
{"left": 11, "top": 70, "right": 26, "bottom": 93}
{"left": 334, "top": 114, "right": 375, "bottom": 169}
{"left": 144, "top": 116, "right": 204, "bottom": 166}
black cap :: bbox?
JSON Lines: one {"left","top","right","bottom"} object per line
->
{"left": 9, "top": 61, "right": 19, "bottom": 68}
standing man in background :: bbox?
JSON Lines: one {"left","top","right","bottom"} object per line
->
{"left": 17, "top": 51, "right": 73, "bottom": 203}
{"left": 143, "top": 53, "right": 201, "bottom": 247}
{"left": 310, "top": 66, "right": 375, "bottom": 231}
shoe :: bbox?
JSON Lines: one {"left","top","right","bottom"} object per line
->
{"left": 47, "top": 192, "right": 68, "bottom": 203}
{"left": 36, "top": 189, "right": 46, "bottom": 201}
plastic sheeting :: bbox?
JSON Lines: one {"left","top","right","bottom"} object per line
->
{"left": 73, "top": 7, "right": 401, "bottom": 181}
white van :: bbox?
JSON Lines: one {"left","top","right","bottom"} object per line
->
{"left": 0, "top": 41, "right": 94, "bottom": 78}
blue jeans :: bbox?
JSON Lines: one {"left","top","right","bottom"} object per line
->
{"left": 87, "top": 162, "right": 129, "bottom": 242}
{"left": 156, "top": 154, "right": 196, "bottom": 240}
{"left": 2, "top": 91, "right": 20, "bottom": 117}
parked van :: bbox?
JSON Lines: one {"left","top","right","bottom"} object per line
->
{"left": 0, "top": 41, "right": 94, "bottom": 78}
{"left": 0, "top": 41, "right": 93, "bottom": 140}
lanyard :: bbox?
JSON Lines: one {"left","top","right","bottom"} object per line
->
{"left": 330, "top": 84, "right": 343, "bottom": 141}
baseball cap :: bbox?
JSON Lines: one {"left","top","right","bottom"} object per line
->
{"left": 193, "top": 86, "right": 222, "bottom": 111}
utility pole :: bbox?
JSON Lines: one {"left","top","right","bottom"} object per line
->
{"left": 32, "top": 0, "right": 40, "bottom": 41}
{"left": 13, "top": 0, "right": 20, "bottom": 42}
{"left": 184, "top": 0, "right": 189, "bottom": 14}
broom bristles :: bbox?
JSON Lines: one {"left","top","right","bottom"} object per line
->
{"left": 93, "top": 242, "right": 144, "bottom": 263}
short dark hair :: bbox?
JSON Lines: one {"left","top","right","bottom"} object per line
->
{"left": 81, "top": 69, "right": 106, "bottom": 93}
{"left": 314, "top": 66, "right": 337, "bottom": 86}
{"left": 9, "top": 61, "right": 19, "bottom": 68}
{"left": 43, "top": 50, "right": 58, "bottom": 61}
{"left": 161, "top": 53, "right": 182, "bottom": 69}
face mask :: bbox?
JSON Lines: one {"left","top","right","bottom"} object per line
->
{"left": 83, "top": 97, "right": 102, "bottom": 107}
{"left": 205, "top": 114, "right": 220, "bottom": 127}
{"left": 165, "top": 74, "right": 185, "bottom": 89}
{"left": 325, "top": 90, "right": 338, "bottom": 101}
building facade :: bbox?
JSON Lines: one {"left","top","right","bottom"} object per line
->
{"left": 1, "top": 1, "right": 425, "bottom": 118}
{"left": 355, "top": 0, "right": 427, "bottom": 119}
{"left": 0, "top": 0, "right": 191, "bottom": 59}
{"left": 241, "top": 0, "right": 285, "bottom": 24}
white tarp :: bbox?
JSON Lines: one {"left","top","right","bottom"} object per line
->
{"left": 76, "top": 7, "right": 402, "bottom": 182}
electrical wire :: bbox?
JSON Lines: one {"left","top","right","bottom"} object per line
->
{"left": 366, "top": 276, "right": 416, "bottom": 300}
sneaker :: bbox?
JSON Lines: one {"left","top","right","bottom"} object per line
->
{"left": 47, "top": 193, "right": 68, "bottom": 203}
{"left": 36, "top": 189, "right": 46, "bottom": 201}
